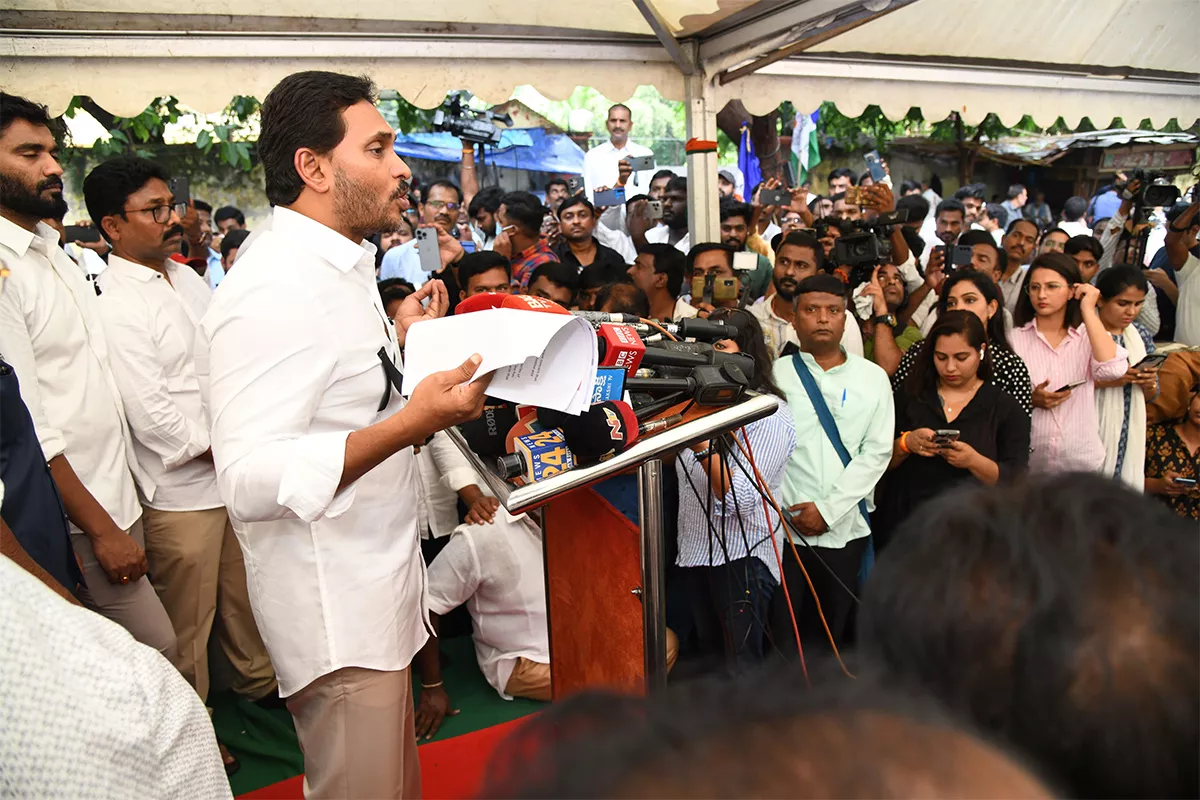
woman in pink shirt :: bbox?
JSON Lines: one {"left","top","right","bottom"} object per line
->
{"left": 1009, "top": 253, "right": 1128, "bottom": 473}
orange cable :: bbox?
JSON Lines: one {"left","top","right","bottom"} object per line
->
{"left": 638, "top": 317, "right": 679, "bottom": 342}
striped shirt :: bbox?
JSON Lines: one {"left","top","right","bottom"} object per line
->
{"left": 1009, "top": 321, "right": 1128, "bottom": 474}
{"left": 675, "top": 402, "right": 795, "bottom": 582}
{"left": 510, "top": 240, "right": 559, "bottom": 290}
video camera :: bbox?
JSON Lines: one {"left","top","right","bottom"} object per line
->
{"left": 832, "top": 208, "right": 910, "bottom": 287}
{"left": 432, "top": 93, "right": 514, "bottom": 147}
{"left": 1117, "top": 168, "right": 1180, "bottom": 210}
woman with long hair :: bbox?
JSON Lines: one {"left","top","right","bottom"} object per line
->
{"left": 1145, "top": 382, "right": 1200, "bottom": 520}
{"left": 674, "top": 308, "right": 794, "bottom": 670}
{"left": 1010, "top": 252, "right": 1129, "bottom": 474}
{"left": 1094, "top": 267, "right": 1159, "bottom": 490}
{"left": 892, "top": 269, "right": 1032, "bottom": 415}
{"left": 876, "top": 311, "right": 1030, "bottom": 548}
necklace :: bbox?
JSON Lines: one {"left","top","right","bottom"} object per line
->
{"left": 939, "top": 378, "right": 983, "bottom": 415}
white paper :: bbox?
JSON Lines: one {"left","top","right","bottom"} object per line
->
{"left": 401, "top": 308, "right": 599, "bottom": 414}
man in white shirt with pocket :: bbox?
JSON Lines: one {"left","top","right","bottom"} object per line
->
{"left": 0, "top": 92, "right": 175, "bottom": 657}
{"left": 197, "top": 71, "right": 490, "bottom": 799}
{"left": 88, "top": 156, "right": 277, "bottom": 709}
{"left": 583, "top": 104, "right": 655, "bottom": 197}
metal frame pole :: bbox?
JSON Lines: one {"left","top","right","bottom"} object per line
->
{"left": 638, "top": 458, "right": 668, "bottom": 691}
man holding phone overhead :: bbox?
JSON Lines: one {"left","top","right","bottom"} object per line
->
{"left": 583, "top": 103, "right": 655, "bottom": 197}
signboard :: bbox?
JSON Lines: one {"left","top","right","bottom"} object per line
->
{"left": 1101, "top": 148, "right": 1194, "bottom": 171}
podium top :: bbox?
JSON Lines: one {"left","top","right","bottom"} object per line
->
{"left": 444, "top": 393, "right": 781, "bottom": 515}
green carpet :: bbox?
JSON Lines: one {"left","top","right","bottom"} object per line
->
{"left": 211, "top": 636, "right": 544, "bottom": 796}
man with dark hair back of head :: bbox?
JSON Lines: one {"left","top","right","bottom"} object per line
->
{"left": 627, "top": 243, "right": 694, "bottom": 321}
{"left": 899, "top": 179, "right": 923, "bottom": 196}
{"left": 1000, "top": 183, "right": 1028, "bottom": 229}
{"left": 87, "top": 155, "right": 278, "bottom": 751}
{"left": 998, "top": 218, "right": 1040, "bottom": 314}
{"left": 0, "top": 96, "right": 189, "bottom": 661}
{"left": 376, "top": 278, "right": 416, "bottom": 320}
{"left": 718, "top": 195, "right": 773, "bottom": 301}
{"left": 379, "top": 178, "right": 466, "bottom": 288}
{"left": 1058, "top": 195, "right": 1091, "bottom": 238}
{"left": 544, "top": 178, "right": 569, "bottom": 213}
{"left": 595, "top": 279, "right": 650, "bottom": 318}
{"left": 486, "top": 665, "right": 1053, "bottom": 799}
{"left": 497, "top": 190, "right": 559, "bottom": 289}
{"left": 827, "top": 166, "right": 856, "bottom": 195}
{"left": 582, "top": 103, "right": 654, "bottom": 196}
{"left": 526, "top": 261, "right": 579, "bottom": 308}
{"left": 648, "top": 168, "right": 675, "bottom": 201}
{"left": 576, "top": 261, "right": 629, "bottom": 311}
{"left": 952, "top": 182, "right": 987, "bottom": 226}
{"left": 198, "top": 70, "right": 491, "bottom": 797}
{"left": 213, "top": 204, "right": 245, "bottom": 235}
{"left": 749, "top": 231, "right": 864, "bottom": 358}
{"left": 553, "top": 195, "right": 627, "bottom": 275}
{"left": 769, "top": 273, "right": 894, "bottom": 655}
{"left": 642, "top": 175, "right": 690, "bottom": 253}
{"left": 456, "top": 250, "right": 513, "bottom": 299}
{"left": 860, "top": 473, "right": 1199, "bottom": 799}
{"left": 979, "top": 202, "right": 1008, "bottom": 245}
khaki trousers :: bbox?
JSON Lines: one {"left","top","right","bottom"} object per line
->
{"left": 72, "top": 517, "right": 177, "bottom": 659}
{"left": 504, "top": 628, "right": 680, "bottom": 701}
{"left": 142, "top": 506, "right": 276, "bottom": 702}
{"left": 286, "top": 666, "right": 422, "bottom": 800}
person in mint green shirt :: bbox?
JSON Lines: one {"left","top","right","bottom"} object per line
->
{"left": 770, "top": 274, "right": 894, "bottom": 657}
{"left": 860, "top": 262, "right": 924, "bottom": 375}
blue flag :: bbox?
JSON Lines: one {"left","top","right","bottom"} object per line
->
{"left": 738, "top": 123, "right": 762, "bottom": 197}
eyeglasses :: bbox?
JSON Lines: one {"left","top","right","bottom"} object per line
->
{"left": 124, "top": 202, "right": 187, "bottom": 225}
{"left": 426, "top": 200, "right": 461, "bottom": 213}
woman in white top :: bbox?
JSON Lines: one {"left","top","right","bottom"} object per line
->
{"left": 1094, "top": 267, "right": 1159, "bottom": 490}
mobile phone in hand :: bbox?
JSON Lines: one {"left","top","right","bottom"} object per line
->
{"left": 1134, "top": 353, "right": 1168, "bottom": 370}
{"left": 1173, "top": 477, "right": 1197, "bottom": 487}
{"left": 593, "top": 187, "right": 626, "bottom": 207}
{"left": 627, "top": 155, "right": 656, "bottom": 172}
{"left": 63, "top": 225, "right": 101, "bottom": 243}
{"left": 759, "top": 188, "right": 792, "bottom": 206}
{"left": 169, "top": 176, "right": 190, "bottom": 205}
{"left": 865, "top": 151, "right": 887, "bottom": 183}
{"left": 645, "top": 200, "right": 663, "bottom": 220}
{"left": 415, "top": 227, "right": 441, "bottom": 272}
{"left": 1054, "top": 379, "right": 1087, "bottom": 393}
{"left": 933, "top": 429, "right": 960, "bottom": 446}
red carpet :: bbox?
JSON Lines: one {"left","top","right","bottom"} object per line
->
{"left": 239, "top": 717, "right": 531, "bottom": 800}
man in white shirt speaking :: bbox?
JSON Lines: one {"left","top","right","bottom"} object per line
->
{"left": 0, "top": 93, "right": 176, "bottom": 657}
{"left": 86, "top": 156, "right": 277, "bottom": 711}
{"left": 583, "top": 103, "right": 655, "bottom": 197}
{"left": 196, "top": 71, "right": 491, "bottom": 799}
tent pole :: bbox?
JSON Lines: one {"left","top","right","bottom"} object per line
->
{"left": 684, "top": 51, "right": 719, "bottom": 246}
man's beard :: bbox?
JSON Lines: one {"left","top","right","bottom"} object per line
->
{"left": 0, "top": 170, "right": 68, "bottom": 220}
{"left": 774, "top": 276, "right": 798, "bottom": 301}
{"left": 333, "top": 167, "right": 404, "bottom": 238}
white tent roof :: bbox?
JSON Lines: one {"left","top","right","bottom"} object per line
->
{"left": 3, "top": 0, "right": 1198, "bottom": 126}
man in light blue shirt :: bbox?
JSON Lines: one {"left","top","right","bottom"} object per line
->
{"left": 771, "top": 273, "right": 894, "bottom": 655}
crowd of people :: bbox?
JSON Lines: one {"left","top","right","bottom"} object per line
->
{"left": 0, "top": 73, "right": 1197, "bottom": 800}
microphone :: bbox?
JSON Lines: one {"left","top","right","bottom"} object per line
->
{"left": 597, "top": 323, "right": 646, "bottom": 374}
{"left": 538, "top": 401, "right": 640, "bottom": 463}
{"left": 572, "top": 310, "right": 641, "bottom": 325}
{"left": 457, "top": 400, "right": 518, "bottom": 458}
{"left": 624, "top": 363, "right": 751, "bottom": 406}
{"left": 498, "top": 429, "right": 576, "bottom": 483}
{"left": 456, "top": 292, "right": 571, "bottom": 316}
{"left": 640, "top": 342, "right": 757, "bottom": 382}
{"left": 669, "top": 317, "right": 739, "bottom": 341}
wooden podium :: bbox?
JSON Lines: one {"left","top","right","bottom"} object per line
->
{"left": 446, "top": 394, "right": 778, "bottom": 697}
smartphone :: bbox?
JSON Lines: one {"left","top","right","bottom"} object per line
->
{"left": 593, "top": 187, "right": 626, "bottom": 207}
{"left": 168, "top": 176, "right": 190, "bottom": 205}
{"left": 1054, "top": 379, "right": 1087, "bottom": 392}
{"left": 645, "top": 199, "right": 663, "bottom": 220}
{"left": 1173, "top": 477, "right": 1197, "bottom": 487}
{"left": 1134, "top": 353, "right": 1168, "bottom": 370}
{"left": 759, "top": 187, "right": 792, "bottom": 206}
{"left": 566, "top": 176, "right": 582, "bottom": 196}
{"left": 844, "top": 185, "right": 868, "bottom": 205}
{"left": 690, "top": 273, "right": 738, "bottom": 305}
{"left": 63, "top": 225, "right": 101, "bottom": 243}
{"left": 864, "top": 150, "right": 887, "bottom": 183}
{"left": 782, "top": 161, "right": 796, "bottom": 188}
{"left": 627, "top": 154, "right": 656, "bottom": 172}
{"left": 459, "top": 239, "right": 476, "bottom": 254}
{"left": 933, "top": 429, "right": 961, "bottom": 446}
{"left": 415, "top": 227, "right": 441, "bottom": 273}
{"left": 732, "top": 251, "right": 758, "bottom": 273}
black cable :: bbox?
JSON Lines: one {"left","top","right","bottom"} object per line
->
{"left": 721, "top": 434, "right": 780, "bottom": 656}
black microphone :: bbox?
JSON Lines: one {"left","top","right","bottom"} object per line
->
{"left": 457, "top": 400, "right": 518, "bottom": 458}
{"left": 571, "top": 310, "right": 642, "bottom": 325}
{"left": 537, "top": 401, "right": 641, "bottom": 462}
{"left": 640, "top": 342, "right": 757, "bottom": 382}
{"left": 625, "top": 363, "right": 750, "bottom": 406}
{"left": 667, "top": 317, "right": 739, "bottom": 341}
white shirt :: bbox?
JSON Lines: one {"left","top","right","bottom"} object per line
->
{"left": 1176, "top": 253, "right": 1200, "bottom": 346}
{"left": 196, "top": 206, "right": 428, "bottom": 697}
{"left": 674, "top": 297, "right": 699, "bottom": 319}
{"left": 594, "top": 223, "right": 637, "bottom": 265}
{"left": 426, "top": 513, "right": 548, "bottom": 699}
{"left": 645, "top": 224, "right": 690, "bottom": 254}
{"left": 415, "top": 430, "right": 490, "bottom": 540}
{"left": 748, "top": 296, "right": 863, "bottom": 359}
{"left": 1058, "top": 219, "right": 1092, "bottom": 239}
{"left": 378, "top": 239, "right": 432, "bottom": 287}
{"left": 583, "top": 139, "right": 655, "bottom": 196}
{"left": 96, "top": 255, "right": 221, "bottom": 512}
{"left": 0, "top": 218, "right": 147, "bottom": 531}
{"left": 0, "top": 557, "right": 231, "bottom": 799}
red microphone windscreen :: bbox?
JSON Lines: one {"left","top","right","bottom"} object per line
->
{"left": 501, "top": 294, "right": 571, "bottom": 315}
{"left": 454, "top": 292, "right": 509, "bottom": 315}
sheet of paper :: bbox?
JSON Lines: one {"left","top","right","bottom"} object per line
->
{"left": 401, "top": 309, "right": 598, "bottom": 414}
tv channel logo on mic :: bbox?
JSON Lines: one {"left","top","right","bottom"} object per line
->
{"left": 514, "top": 429, "right": 576, "bottom": 482}
{"left": 591, "top": 367, "right": 626, "bottom": 405}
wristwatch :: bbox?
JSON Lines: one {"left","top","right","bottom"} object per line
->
{"left": 873, "top": 313, "right": 898, "bottom": 328}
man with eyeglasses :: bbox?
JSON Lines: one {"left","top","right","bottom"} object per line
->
{"left": 85, "top": 156, "right": 278, "bottom": 731}
{"left": 0, "top": 94, "right": 177, "bottom": 658}
{"left": 379, "top": 179, "right": 466, "bottom": 287}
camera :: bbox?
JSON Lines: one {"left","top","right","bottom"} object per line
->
{"left": 832, "top": 208, "right": 910, "bottom": 287}
{"left": 1118, "top": 168, "right": 1180, "bottom": 208}
{"left": 432, "top": 93, "right": 514, "bottom": 146}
